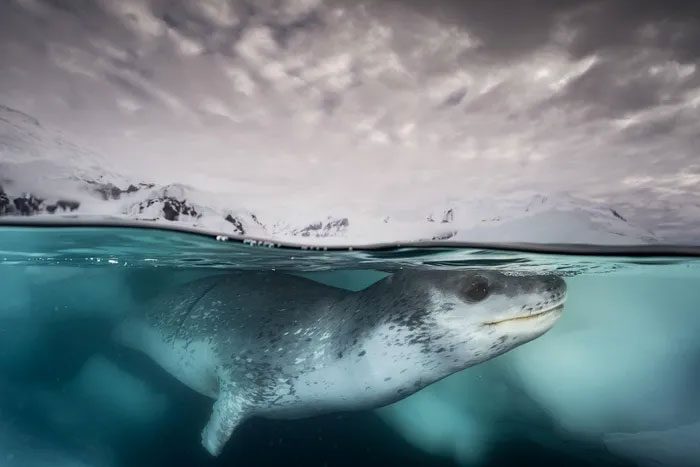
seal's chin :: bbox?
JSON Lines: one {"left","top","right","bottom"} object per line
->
{"left": 483, "top": 303, "right": 565, "bottom": 326}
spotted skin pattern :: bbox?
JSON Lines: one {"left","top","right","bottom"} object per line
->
{"left": 115, "top": 270, "right": 566, "bottom": 456}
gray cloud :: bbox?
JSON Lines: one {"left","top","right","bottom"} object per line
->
{"left": 388, "top": 0, "right": 579, "bottom": 58}
{"left": 0, "top": 0, "right": 698, "bottom": 232}
{"left": 562, "top": 1, "right": 700, "bottom": 60}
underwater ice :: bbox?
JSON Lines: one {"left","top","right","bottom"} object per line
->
{"left": 604, "top": 422, "right": 700, "bottom": 467}
{"left": 0, "top": 266, "right": 699, "bottom": 466}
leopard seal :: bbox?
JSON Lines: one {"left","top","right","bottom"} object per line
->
{"left": 114, "top": 270, "right": 566, "bottom": 456}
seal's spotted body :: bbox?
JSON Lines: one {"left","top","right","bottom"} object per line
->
{"left": 115, "top": 270, "right": 566, "bottom": 456}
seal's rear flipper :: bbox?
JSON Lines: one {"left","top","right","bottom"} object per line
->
{"left": 201, "top": 391, "right": 246, "bottom": 456}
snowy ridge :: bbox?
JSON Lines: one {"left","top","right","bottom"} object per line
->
{"left": 0, "top": 105, "right": 661, "bottom": 245}
{"left": 0, "top": 170, "right": 660, "bottom": 245}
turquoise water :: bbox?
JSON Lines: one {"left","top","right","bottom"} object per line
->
{"left": 1, "top": 226, "right": 699, "bottom": 467}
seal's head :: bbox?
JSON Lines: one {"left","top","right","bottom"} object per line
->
{"left": 386, "top": 270, "right": 566, "bottom": 368}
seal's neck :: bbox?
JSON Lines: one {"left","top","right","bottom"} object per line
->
{"left": 354, "top": 273, "right": 482, "bottom": 371}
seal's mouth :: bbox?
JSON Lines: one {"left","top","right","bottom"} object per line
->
{"left": 483, "top": 303, "right": 564, "bottom": 326}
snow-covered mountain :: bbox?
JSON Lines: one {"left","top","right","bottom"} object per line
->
{"left": 0, "top": 104, "right": 665, "bottom": 245}
{"left": 0, "top": 168, "right": 660, "bottom": 245}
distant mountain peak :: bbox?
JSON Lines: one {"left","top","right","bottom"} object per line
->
{"left": 294, "top": 217, "right": 350, "bottom": 237}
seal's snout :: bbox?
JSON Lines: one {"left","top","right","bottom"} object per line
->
{"left": 542, "top": 274, "right": 566, "bottom": 291}
{"left": 541, "top": 275, "right": 567, "bottom": 303}
{"left": 481, "top": 274, "right": 567, "bottom": 327}
{"left": 532, "top": 275, "right": 567, "bottom": 314}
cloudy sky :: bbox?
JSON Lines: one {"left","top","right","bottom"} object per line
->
{"left": 1, "top": 0, "right": 699, "bottom": 224}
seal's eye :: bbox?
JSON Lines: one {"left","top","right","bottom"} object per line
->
{"left": 462, "top": 277, "right": 490, "bottom": 302}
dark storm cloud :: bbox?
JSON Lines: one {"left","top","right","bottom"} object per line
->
{"left": 562, "top": 1, "right": 700, "bottom": 60}
{"left": 394, "top": 0, "right": 700, "bottom": 116}
{"left": 387, "top": 0, "right": 580, "bottom": 58}
{"left": 548, "top": 55, "right": 699, "bottom": 119}
{"left": 150, "top": 0, "right": 247, "bottom": 55}
{"left": 394, "top": 0, "right": 700, "bottom": 60}
{"left": 143, "top": 0, "right": 326, "bottom": 56}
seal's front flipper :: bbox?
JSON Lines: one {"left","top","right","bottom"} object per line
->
{"left": 201, "top": 391, "right": 246, "bottom": 456}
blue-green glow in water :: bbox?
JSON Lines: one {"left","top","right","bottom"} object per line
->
{"left": 0, "top": 226, "right": 699, "bottom": 467}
